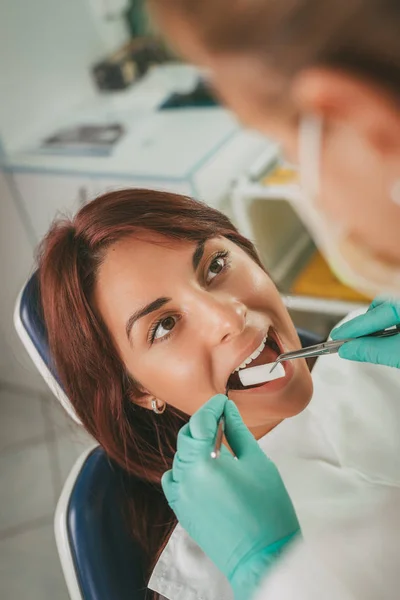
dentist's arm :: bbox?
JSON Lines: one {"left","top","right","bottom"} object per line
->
{"left": 331, "top": 298, "right": 400, "bottom": 368}
{"left": 162, "top": 394, "right": 300, "bottom": 600}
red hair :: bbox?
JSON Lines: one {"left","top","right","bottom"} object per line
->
{"left": 38, "top": 189, "right": 262, "bottom": 594}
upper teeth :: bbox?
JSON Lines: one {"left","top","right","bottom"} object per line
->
{"left": 234, "top": 335, "right": 268, "bottom": 372}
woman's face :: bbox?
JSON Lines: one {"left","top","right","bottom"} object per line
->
{"left": 95, "top": 233, "right": 313, "bottom": 439}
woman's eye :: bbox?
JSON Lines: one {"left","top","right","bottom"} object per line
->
{"left": 152, "top": 316, "right": 177, "bottom": 341}
{"left": 206, "top": 255, "right": 227, "bottom": 282}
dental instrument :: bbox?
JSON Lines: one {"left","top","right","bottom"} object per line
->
{"left": 269, "top": 325, "right": 400, "bottom": 373}
{"left": 211, "top": 386, "right": 229, "bottom": 459}
{"left": 211, "top": 416, "right": 225, "bottom": 459}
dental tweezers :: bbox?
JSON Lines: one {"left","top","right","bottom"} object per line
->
{"left": 269, "top": 325, "right": 400, "bottom": 373}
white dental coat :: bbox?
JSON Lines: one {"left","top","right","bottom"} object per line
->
{"left": 149, "top": 312, "right": 400, "bottom": 600}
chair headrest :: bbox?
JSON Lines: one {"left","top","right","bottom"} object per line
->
{"left": 14, "top": 272, "right": 80, "bottom": 422}
{"left": 20, "top": 273, "right": 56, "bottom": 377}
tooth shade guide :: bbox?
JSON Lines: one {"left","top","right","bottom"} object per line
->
{"left": 238, "top": 362, "right": 285, "bottom": 387}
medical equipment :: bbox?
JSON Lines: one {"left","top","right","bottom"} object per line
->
{"left": 211, "top": 384, "right": 229, "bottom": 459}
{"left": 211, "top": 416, "right": 225, "bottom": 459}
{"left": 270, "top": 325, "right": 400, "bottom": 373}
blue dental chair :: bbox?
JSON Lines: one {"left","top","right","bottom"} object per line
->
{"left": 14, "top": 272, "right": 323, "bottom": 600}
{"left": 14, "top": 273, "right": 147, "bottom": 600}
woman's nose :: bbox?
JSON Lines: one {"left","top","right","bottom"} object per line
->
{"left": 199, "top": 295, "right": 247, "bottom": 345}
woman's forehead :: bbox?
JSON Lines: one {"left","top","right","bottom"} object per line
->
{"left": 99, "top": 234, "right": 194, "bottom": 284}
{"left": 108, "top": 232, "right": 190, "bottom": 255}
{"left": 96, "top": 234, "right": 229, "bottom": 298}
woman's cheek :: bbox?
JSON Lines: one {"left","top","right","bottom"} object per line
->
{"left": 154, "top": 359, "right": 209, "bottom": 412}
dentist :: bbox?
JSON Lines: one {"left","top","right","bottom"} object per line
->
{"left": 148, "top": 0, "right": 400, "bottom": 598}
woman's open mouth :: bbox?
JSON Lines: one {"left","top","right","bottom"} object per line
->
{"left": 227, "top": 326, "right": 291, "bottom": 392}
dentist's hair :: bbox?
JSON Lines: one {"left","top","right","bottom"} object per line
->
{"left": 38, "top": 189, "right": 262, "bottom": 594}
{"left": 150, "top": 0, "right": 400, "bottom": 101}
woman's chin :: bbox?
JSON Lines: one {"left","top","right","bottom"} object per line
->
{"left": 233, "top": 359, "right": 313, "bottom": 427}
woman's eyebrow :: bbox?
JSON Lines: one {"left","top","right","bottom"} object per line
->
{"left": 192, "top": 241, "right": 205, "bottom": 271}
{"left": 126, "top": 297, "right": 171, "bottom": 341}
{"left": 126, "top": 241, "right": 206, "bottom": 342}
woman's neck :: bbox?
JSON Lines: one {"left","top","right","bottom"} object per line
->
{"left": 250, "top": 419, "right": 283, "bottom": 441}
{"left": 223, "top": 419, "right": 283, "bottom": 453}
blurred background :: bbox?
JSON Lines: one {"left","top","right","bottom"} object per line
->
{"left": 0, "top": 1, "right": 371, "bottom": 598}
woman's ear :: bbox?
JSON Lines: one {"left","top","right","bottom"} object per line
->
{"left": 134, "top": 392, "right": 166, "bottom": 414}
{"left": 292, "top": 68, "right": 400, "bottom": 158}
{"left": 124, "top": 372, "right": 167, "bottom": 413}
{"left": 125, "top": 379, "right": 165, "bottom": 412}
{"left": 136, "top": 392, "right": 166, "bottom": 413}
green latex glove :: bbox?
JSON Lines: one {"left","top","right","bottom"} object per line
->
{"left": 331, "top": 298, "right": 400, "bottom": 368}
{"left": 162, "top": 394, "right": 300, "bottom": 600}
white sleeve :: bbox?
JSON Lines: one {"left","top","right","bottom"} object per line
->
{"left": 254, "top": 491, "right": 400, "bottom": 600}
{"left": 254, "top": 536, "right": 355, "bottom": 600}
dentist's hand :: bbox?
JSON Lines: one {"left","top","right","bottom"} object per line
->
{"left": 331, "top": 298, "right": 400, "bottom": 369}
{"left": 162, "top": 394, "right": 300, "bottom": 600}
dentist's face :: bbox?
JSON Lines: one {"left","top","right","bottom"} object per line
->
{"left": 153, "top": 12, "right": 400, "bottom": 272}
{"left": 95, "top": 233, "right": 313, "bottom": 438}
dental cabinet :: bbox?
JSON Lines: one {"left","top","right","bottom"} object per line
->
{"left": 8, "top": 108, "right": 269, "bottom": 243}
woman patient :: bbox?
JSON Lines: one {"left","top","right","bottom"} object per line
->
{"left": 39, "top": 189, "right": 400, "bottom": 600}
